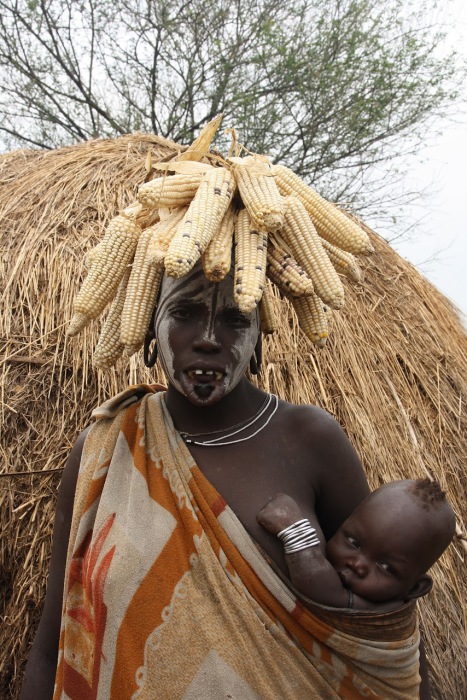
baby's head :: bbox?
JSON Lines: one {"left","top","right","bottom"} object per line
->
{"left": 326, "top": 479, "right": 455, "bottom": 603}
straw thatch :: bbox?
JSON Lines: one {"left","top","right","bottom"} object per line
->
{"left": 1, "top": 133, "right": 465, "bottom": 699}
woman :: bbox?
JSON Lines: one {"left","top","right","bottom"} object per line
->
{"left": 21, "top": 266, "right": 428, "bottom": 699}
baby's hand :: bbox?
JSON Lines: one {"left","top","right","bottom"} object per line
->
{"left": 256, "top": 493, "right": 304, "bottom": 535}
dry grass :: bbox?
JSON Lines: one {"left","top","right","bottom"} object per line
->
{"left": 1, "top": 134, "right": 466, "bottom": 699}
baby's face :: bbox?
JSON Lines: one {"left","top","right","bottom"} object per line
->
{"left": 326, "top": 488, "right": 430, "bottom": 603}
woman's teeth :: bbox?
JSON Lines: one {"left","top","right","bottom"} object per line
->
{"left": 187, "top": 369, "right": 223, "bottom": 381}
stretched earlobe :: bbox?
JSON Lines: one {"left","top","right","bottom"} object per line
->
{"left": 144, "top": 335, "right": 158, "bottom": 368}
{"left": 249, "top": 354, "right": 258, "bottom": 375}
{"left": 406, "top": 574, "right": 433, "bottom": 600}
{"left": 255, "top": 332, "right": 262, "bottom": 370}
{"left": 144, "top": 306, "right": 158, "bottom": 368}
{"left": 249, "top": 333, "right": 262, "bottom": 376}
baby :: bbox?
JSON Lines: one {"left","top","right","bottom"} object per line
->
{"left": 257, "top": 479, "right": 455, "bottom": 611}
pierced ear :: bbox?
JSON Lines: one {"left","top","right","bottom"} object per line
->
{"left": 254, "top": 332, "right": 262, "bottom": 373}
{"left": 144, "top": 306, "right": 158, "bottom": 368}
{"left": 406, "top": 574, "right": 433, "bottom": 600}
{"left": 249, "top": 353, "right": 258, "bottom": 375}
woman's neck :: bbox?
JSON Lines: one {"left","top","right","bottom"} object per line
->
{"left": 164, "top": 378, "right": 267, "bottom": 435}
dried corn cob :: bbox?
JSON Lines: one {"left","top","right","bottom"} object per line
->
{"left": 68, "top": 214, "right": 141, "bottom": 336}
{"left": 267, "top": 235, "right": 314, "bottom": 297}
{"left": 93, "top": 267, "right": 131, "bottom": 369}
{"left": 281, "top": 196, "right": 345, "bottom": 310}
{"left": 68, "top": 113, "right": 374, "bottom": 355}
{"left": 144, "top": 221, "right": 163, "bottom": 264}
{"left": 274, "top": 164, "right": 373, "bottom": 255}
{"left": 234, "top": 208, "right": 268, "bottom": 313}
{"left": 123, "top": 201, "right": 143, "bottom": 219}
{"left": 202, "top": 202, "right": 236, "bottom": 281}
{"left": 292, "top": 292, "right": 329, "bottom": 347}
{"left": 122, "top": 344, "right": 142, "bottom": 358}
{"left": 321, "top": 238, "right": 361, "bottom": 282}
{"left": 84, "top": 241, "right": 103, "bottom": 270}
{"left": 259, "top": 284, "right": 277, "bottom": 334}
{"left": 137, "top": 173, "right": 202, "bottom": 209}
{"left": 232, "top": 157, "right": 284, "bottom": 233}
{"left": 165, "top": 167, "right": 236, "bottom": 278}
{"left": 121, "top": 227, "right": 164, "bottom": 348}
{"left": 147, "top": 207, "right": 188, "bottom": 265}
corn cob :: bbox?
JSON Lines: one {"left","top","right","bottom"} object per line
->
{"left": 321, "top": 238, "right": 361, "bottom": 282}
{"left": 292, "top": 292, "right": 329, "bottom": 347}
{"left": 84, "top": 241, "right": 103, "bottom": 270}
{"left": 259, "top": 284, "right": 277, "bottom": 334}
{"left": 137, "top": 173, "right": 202, "bottom": 209}
{"left": 147, "top": 207, "right": 188, "bottom": 265}
{"left": 281, "top": 196, "right": 345, "bottom": 310}
{"left": 122, "top": 343, "right": 142, "bottom": 359}
{"left": 121, "top": 227, "right": 164, "bottom": 348}
{"left": 165, "top": 167, "right": 236, "bottom": 278}
{"left": 234, "top": 208, "right": 268, "bottom": 313}
{"left": 233, "top": 157, "right": 284, "bottom": 233}
{"left": 93, "top": 267, "right": 131, "bottom": 369}
{"left": 123, "top": 201, "right": 143, "bottom": 219}
{"left": 273, "top": 164, "right": 373, "bottom": 255}
{"left": 202, "top": 202, "right": 236, "bottom": 281}
{"left": 267, "top": 235, "right": 314, "bottom": 297}
{"left": 68, "top": 214, "right": 141, "bottom": 336}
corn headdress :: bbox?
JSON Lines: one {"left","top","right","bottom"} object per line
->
{"left": 67, "top": 115, "right": 374, "bottom": 368}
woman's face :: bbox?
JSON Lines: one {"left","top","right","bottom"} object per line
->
{"left": 154, "top": 266, "right": 260, "bottom": 407}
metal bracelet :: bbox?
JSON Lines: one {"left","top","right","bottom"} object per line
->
{"left": 277, "top": 518, "right": 321, "bottom": 555}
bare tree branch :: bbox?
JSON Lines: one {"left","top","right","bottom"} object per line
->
{"left": 0, "top": 0, "right": 463, "bottom": 224}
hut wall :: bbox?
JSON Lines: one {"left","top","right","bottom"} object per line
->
{"left": 1, "top": 134, "right": 465, "bottom": 699}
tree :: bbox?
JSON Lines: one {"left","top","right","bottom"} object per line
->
{"left": 0, "top": 0, "right": 462, "bottom": 210}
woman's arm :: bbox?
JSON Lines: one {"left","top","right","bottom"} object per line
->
{"left": 306, "top": 406, "right": 370, "bottom": 540}
{"left": 20, "top": 428, "right": 89, "bottom": 700}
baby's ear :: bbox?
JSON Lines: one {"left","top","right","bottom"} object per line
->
{"left": 406, "top": 574, "right": 433, "bottom": 600}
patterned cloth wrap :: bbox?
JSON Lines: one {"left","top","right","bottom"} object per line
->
{"left": 54, "top": 385, "right": 421, "bottom": 699}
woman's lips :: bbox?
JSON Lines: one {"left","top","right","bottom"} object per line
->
{"left": 179, "top": 367, "right": 229, "bottom": 406}
{"left": 186, "top": 369, "right": 224, "bottom": 382}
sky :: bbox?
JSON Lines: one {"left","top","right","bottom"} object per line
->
{"left": 370, "top": 1, "right": 467, "bottom": 321}
{"left": 391, "top": 123, "right": 467, "bottom": 319}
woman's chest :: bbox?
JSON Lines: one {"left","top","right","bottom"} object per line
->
{"left": 189, "top": 438, "right": 320, "bottom": 575}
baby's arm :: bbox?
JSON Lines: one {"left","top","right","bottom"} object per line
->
{"left": 257, "top": 494, "right": 399, "bottom": 611}
{"left": 257, "top": 493, "right": 352, "bottom": 608}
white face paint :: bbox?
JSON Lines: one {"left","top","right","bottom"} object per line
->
{"left": 154, "top": 265, "right": 260, "bottom": 406}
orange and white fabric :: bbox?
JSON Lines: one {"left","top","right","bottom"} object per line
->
{"left": 54, "top": 385, "right": 421, "bottom": 699}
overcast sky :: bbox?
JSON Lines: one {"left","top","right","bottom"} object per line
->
{"left": 370, "top": 1, "right": 467, "bottom": 321}
{"left": 391, "top": 123, "right": 467, "bottom": 319}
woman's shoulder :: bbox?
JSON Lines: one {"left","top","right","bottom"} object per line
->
{"left": 91, "top": 383, "right": 164, "bottom": 421}
{"left": 276, "top": 399, "right": 348, "bottom": 445}
{"left": 275, "top": 398, "right": 367, "bottom": 493}
{"left": 264, "top": 397, "right": 370, "bottom": 538}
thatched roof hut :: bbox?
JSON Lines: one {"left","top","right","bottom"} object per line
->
{"left": 1, "top": 134, "right": 466, "bottom": 699}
